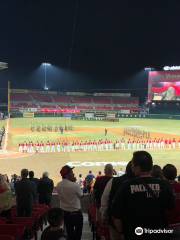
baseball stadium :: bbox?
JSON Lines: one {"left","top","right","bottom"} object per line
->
{"left": 1, "top": 69, "right": 180, "bottom": 183}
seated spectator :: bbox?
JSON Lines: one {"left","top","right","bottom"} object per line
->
{"left": 151, "top": 165, "right": 164, "bottom": 179}
{"left": 93, "top": 164, "right": 113, "bottom": 208}
{"left": 15, "top": 169, "right": 36, "bottom": 217}
{"left": 111, "top": 151, "right": 175, "bottom": 240}
{"left": 41, "top": 208, "right": 66, "bottom": 240}
{"left": 38, "top": 172, "right": 54, "bottom": 206}
{"left": 0, "top": 174, "right": 14, "bottom": 218}
{"left": 163, "top": 164, "right": 180, "bottom": 224}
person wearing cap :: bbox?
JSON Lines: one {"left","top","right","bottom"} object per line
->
{"left": 56, "top": 165, "right": 83, "bottom": 240}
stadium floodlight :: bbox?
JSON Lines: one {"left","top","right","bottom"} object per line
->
{"left": 163, "top": 66, "right": 180, "bottom": 71}
{"left": 42, "top": 62, "right": 51, "bottom": 66}
{"left": 0, "top": 62, "right": 8, "bottom": 70}
{"left": 144, "top": 67, "right": 154, "bottom": 71}
{"left": 41, "top": 62, "right": 51, "bottom": 90}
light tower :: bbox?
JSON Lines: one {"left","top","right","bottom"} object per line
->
{"left": 42, "top": 62, "right": 51, "bottom": 90}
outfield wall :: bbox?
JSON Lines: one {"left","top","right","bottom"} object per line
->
{"left": 10, "top": 111, "right": 180, "bottom": 120}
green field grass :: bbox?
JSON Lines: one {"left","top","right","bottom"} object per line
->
{"left": 8, "top": 117, "right": 180, "bottom": 145}
{"left": 1, "top": 117, "right": 180, "bottom": 182}
{"left": 10, "top": 117, "right": 180, "bottom": 134}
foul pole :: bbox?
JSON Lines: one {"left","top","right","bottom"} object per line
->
{"left": 8, "top": 81, "right": 10, "bottom": 116}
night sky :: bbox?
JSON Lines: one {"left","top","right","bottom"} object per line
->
{"left": 0, "top": 0, "right": 180, "bottom": 100}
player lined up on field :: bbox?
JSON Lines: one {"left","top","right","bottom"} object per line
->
{"left": 18, "top": 137, "right": 180, "bottom": 153}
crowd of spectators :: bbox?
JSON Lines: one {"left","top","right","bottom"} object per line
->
{"left": 0, "top": 151, "right": 180, "bottom": 239}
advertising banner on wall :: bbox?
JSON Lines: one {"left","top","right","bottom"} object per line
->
{"left": 107, "top": 113, "right": 116, "bottom": 119}
{"left": 85, "top": 112, "right": 94, "bottom": 118}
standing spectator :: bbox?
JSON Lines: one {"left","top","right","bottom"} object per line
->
{"left": 15, "top": 169, "right": 36, "bottom": 217}
{"left": 38, "top": 172, "right": 54, "bottom": 206}
{"left": 77, "top": 174, "right": 84, "bottom": 191}
{"left": 0, "top": 174, "right": 14, "bottom": 218}
{"left": 151, "top": 165, "right": 164, "bottom": 179}
{"left": 111, "top": 151, "right": 175, "bottom": 240}
{"left": 100, "top": 161, "right": 134, "bottom": 240}
{"left": 163, "top": 164, "right": 180, "bottom": 224}
{"left": 41, "top": 208, "right": 66, "bottom": 240}
{"left": 29, "top": 171, "right": 39, "bottom": 203}
{"left": 96, "top": 171, "right": 102, "bottom": 178}
{"left": 10, "top": 174, "right": 18, "bottom": 193}
{"left": 93, "top": 164, "right": 113, "bottom": 208}
{"left": 56, "top": 165, "right": 83, "bottom": 240}
{"left": 85, "top": 170, "right": 95, "bottom": 193}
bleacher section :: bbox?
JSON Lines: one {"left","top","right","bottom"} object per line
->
{"left": 10, "top": 89, "right": 140, "bottom": 113}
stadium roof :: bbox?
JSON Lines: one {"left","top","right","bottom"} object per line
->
{"left": 0, "top": 62, "right": 8, "bottom": 70}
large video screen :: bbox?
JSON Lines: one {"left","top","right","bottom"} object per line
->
{"left": 148, "top": 71, "right": 180, "bottom": 102}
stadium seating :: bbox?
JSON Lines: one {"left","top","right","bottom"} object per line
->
{"left": 0, "top": 235, "right": 15, "bottom": 240}
{"left": 71, "top": 96, "right": 93, "bottom": 103}
{"left": 93, "top": 97, "right": 112, "bottom": 104}
{"left": 10, "top": 93, "right": 32, "bottom": 102}
{"left": 31, "top": 93, "right": 52, "bottom": 102}
{"left": 10, "top": 89, "right": 140, "bottom": 113}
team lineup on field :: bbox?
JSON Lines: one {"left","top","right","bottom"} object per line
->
{"left": 18, "top": 137, "right": 180, "bottom": 153}
{"left": 0, "top": 117, "right": 179, "bottom": 182}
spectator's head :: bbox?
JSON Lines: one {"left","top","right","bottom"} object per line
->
{"left": 79, "top": 174, "right": 82, "bottom": 178}
{"left": 151, "top": 165, "right": 163, "bottom": 179}
{"left": 104, "top": 164, "right": 113, "bottom": 177}
{"left": 42, "top": 172, "right": 49, "bottom": 178}
{"left": 21, "top": 169, "right": 29, "bottom": 179}
{"left": 125, "top": 161, "right": 135, "bottom": 178}
{"left": 98, "top": 171, "right": 102, "bottom": 176}
{"left": 89, "top": 170, "right": 92, "bottom": 174}
{"left": 163, "top": 164, "right": 177, "bottom": 181}
{"left": 47, "top": 208, "right": 64, "bottom": 227}
{"left": 60, "top": 165, "right": 75, "bottom": 181}
{"left": 12, "top": 174, "right": 17, "bottom": 180}
{"left": 29, "top": 171, "right": 34, "bottom": 178}
{"left": 132, "top": 151, "right": 153, "bottom": 176}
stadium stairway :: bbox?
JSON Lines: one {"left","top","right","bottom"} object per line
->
{"left": 82, "top": 213, "right": 92, "bottom": 240}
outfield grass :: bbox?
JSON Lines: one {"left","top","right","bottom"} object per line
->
{"left": 10, "top": 117, "right": 180, "bottom": 134}
{"left": 9, "top": 117, "right": 180, "bottom": 145}
{"left": 1, "top": 117, "right": 180, "bottom": 182}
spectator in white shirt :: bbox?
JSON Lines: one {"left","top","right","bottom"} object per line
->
{"left": 56, "top": 165, "right": 83, "bottom": 240}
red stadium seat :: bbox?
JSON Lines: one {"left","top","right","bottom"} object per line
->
{"left": 0, "top": 235, "right": 15, "bottom": 240}
{"left": 0, "top": 224, "right": 25, "bottom": 240}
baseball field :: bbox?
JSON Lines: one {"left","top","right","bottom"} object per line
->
{"left": 0, "top": 117, "right": 180, "bottom": 183}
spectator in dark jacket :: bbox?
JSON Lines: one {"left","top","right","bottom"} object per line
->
{"left": 38, "top": 172, "right": 54, "bottom": 206}
{"left": 15, "top": 169, "right": 36, "bottom": 217}
{"left": 29, "top": 171, "right": 39, "bottom": 203}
